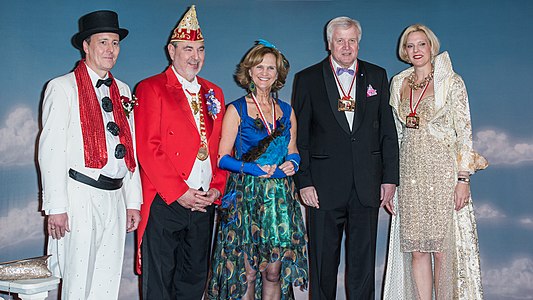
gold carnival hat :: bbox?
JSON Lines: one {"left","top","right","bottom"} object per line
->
{"left": 170, "top": 5, "right": 204, "bottom": 42}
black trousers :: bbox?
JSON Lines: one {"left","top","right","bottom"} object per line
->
{"left": 142, "top": 194, "right": 215, "bottom": 300}
{"left": 307, "top": 185, "right": 379, "bottom": 300}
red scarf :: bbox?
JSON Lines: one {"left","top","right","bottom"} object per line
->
{"left": 74, "top": 60, "right": 136, "bottom": 172}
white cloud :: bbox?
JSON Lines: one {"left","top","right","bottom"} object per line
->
{"left": 473, "top": 202, "right": 533, "bottom": 230}
{"left": 474, "top": 129, "right": 533, "bottom": 166}
{"left": 519, "top": 217, "right": 533, "bottom": 229}
{"left": 0, "top": 106, "right": 38, "bottom": 167}
{"left": 483, "top": 257, "right": 533, "bottom": 299}
{"left": 475, "top": 202, "right": 506, "bottom": 219}
{"left": 0, "top": 200, "right": 44, "bottom": 251}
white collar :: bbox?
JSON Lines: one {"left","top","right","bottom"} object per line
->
{"left": 172, "top": 66, "right": 200, "bottom": 92}
{"left": 85, "top": 62, "right": 109, "bottom": 87}
{"left": 330, "top": 56, "right": 357, "bottom": 74}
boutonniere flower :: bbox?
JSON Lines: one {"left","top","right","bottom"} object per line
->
{"left": 204, "top": 89, "right": 221, "bottom": 119}
{"left": 366, "top": 84, "right": 378, "bottom": 97}
{"left": 121, "top": 95, "right": 138, "bottom": 118}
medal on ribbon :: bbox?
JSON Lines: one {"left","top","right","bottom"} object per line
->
{"left": 338, "top": 96, "right": 356, "bottom": 112}
{"left": 406, "top": 81, "right": 430, "bottom": 129}
{"left": 186, "top": 89, "right": 210, "bottom": 161}
{"left": 406, "top": 113, "right": 420, "bottom": 129}
{"left": 250, "top": 93, "right": 276, "bottom": 135}
{"left": 197, "top": 103, "right": 209, "bottom": 161}
{"left": 330, "top": 57, "right": 358, "bottom": 112}
{"left": 197, "top": 142, "right": 209, "bottom": 161}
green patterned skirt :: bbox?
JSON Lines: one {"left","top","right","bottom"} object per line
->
{"left": 207, "top": 172, "right": 308, "bottom": 300}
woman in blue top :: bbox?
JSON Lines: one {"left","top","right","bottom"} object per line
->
{"left": 207, "top": 41, "right": 308, "bottom": 300}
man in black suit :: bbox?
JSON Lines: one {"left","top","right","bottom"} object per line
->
{"left": 292, "top": 16, "right": 399, "bottom": 299}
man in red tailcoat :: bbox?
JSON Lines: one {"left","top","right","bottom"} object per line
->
{"left": 134, "top": 5, "right": 227, "bottom": 299}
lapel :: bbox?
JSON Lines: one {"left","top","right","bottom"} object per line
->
{"left": 322, "top": 59, "right": 351, "bottom": 134}
{"left": 164, "top": 67, "right": 199, "bottom": 137}
{"left": 352, "top": 60, "right": 366, "bottom": 134}
{"left": 197, "top": 78, "right": 214, "bottom": 140}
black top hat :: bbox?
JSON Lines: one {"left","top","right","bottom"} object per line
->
{"left": 72, "top": 10, "right": 128, "bottom": 49}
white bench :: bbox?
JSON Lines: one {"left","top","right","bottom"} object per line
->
{"left": 0, "top": 277, "right": 59, "bottom": 300}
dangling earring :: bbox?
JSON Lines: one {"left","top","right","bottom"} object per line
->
{"left": 249, "top": 80, "right": 256, "bottom": 93}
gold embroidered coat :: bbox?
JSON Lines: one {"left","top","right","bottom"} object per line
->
{"left": 383, "top": 52, "right": 485, "bottom": 300}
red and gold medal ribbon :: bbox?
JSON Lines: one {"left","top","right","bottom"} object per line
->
{"left": 408, "top": 81, "right": 430, "bottom": 117}
{"left": 250, "top": 93, "right": 276, "bottom": 135}
{"left": 186, "top": 89, "right": 208, "bottom": 155}
{"left": 329, "top": 57, "right": 358, "bottom": 100}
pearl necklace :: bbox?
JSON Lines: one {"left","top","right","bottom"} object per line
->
{"left": 408, "top": 68, "right": 434, "bottom": 90}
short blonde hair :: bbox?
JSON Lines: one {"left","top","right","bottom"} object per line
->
{"left": 398, "top": 24, "right": 440, "bottom": 63}
{"left": 235, "top": 44, "right": 290, "bottom": 93}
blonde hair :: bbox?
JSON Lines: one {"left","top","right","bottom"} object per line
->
{"left": 235, "top": 44, "right": 289, "bottom": 92}
{"left": 398, "top": 24, "right": 440, "bottom": 63}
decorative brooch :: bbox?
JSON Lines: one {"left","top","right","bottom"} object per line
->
{"left": 121, "top": 95, "right": 138, "bottom": 118}
{"left": 204, "top": 89, "right": 221, "bottom": 119}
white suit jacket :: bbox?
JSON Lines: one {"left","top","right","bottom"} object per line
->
{"left": 39, "top": 71, "right": 142, "bottom": 213}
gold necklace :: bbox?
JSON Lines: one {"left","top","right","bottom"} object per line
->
{"left": 408, "top": 68, "right": 434, "bottom": 90}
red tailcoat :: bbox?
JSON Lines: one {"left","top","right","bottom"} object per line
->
{"left": 134, "top": 67, "right": 227, "bottom": 273}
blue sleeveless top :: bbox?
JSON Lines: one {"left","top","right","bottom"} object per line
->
{"left": 230, "top": 96, "right": 292, "bottom": 165}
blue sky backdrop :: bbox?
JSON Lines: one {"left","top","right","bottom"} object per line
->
{"left": 1, "top": 1, "right": 532, "bottom": 299}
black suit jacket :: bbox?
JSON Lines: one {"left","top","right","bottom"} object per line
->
{"left": 292, "top": 58, "right": 399, "bottom": 209}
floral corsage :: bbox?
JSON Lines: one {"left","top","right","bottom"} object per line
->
{"left": 204, "top": 89, "right": 221, "bottom": 119}
{"left": 121, "top": 95, "right": 138, "bottom": 118}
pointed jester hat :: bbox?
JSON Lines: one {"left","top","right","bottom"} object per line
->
{"left": 170, "top": 5, "right": 204, "bottom": 42}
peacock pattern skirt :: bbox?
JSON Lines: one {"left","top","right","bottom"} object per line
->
{"left": 207, "top": 172, "right": 308, "bottom": 299}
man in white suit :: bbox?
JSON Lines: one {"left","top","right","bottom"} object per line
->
{"left": 38, "top": 10, "right": 142, "bottom": 299}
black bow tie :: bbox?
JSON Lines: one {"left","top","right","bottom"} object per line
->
{"left": 96, "top": 78, "right": 113, "bottom": 88}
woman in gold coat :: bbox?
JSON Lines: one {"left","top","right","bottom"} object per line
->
{"left": 383, "top": 24, "right": 486, "bottom": 300}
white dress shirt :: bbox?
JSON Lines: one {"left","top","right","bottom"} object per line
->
{"left": 331, "top": 58, "right": 357, "bottom": 130}
{"left": 172, "top": 66, "right": 213, "bottom": 191}
{"left": 86, "top": 65, "right": 128, "bottom": 179}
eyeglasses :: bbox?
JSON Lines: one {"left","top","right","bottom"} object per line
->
{"left": 101, "top": 97, "right": 126, "bottom": 159}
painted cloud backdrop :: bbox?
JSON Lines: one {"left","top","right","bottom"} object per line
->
{"left": 1, "top": 1, "right": 532, "bottom": 299}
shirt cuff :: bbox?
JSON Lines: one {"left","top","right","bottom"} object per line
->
{"left": 125, "top": 203, "right": 141, "bottom": 210}
{"left": 46, "top": 208, "right": 67, "bottom": 215}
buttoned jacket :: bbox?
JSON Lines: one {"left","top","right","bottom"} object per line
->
{"left": 134, "top": 67, "right": 227, "bottom": 273}
{"left": 292, "top": 58, "right": 399, "bottom": 209}
{"left": 39, "top": 70, "right": 142, "bottom": 213}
